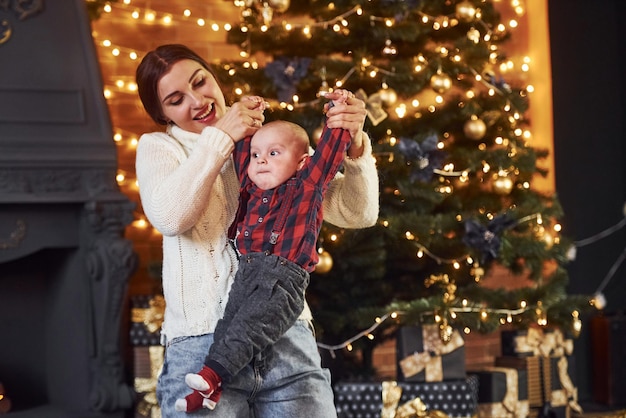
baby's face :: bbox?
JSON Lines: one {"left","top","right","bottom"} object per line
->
{"left": 247, "top": 128, "right": 307, "bottom": 190}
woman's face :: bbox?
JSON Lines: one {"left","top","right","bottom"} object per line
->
{"left": 157, "top": 59, "right": 226, "bottom": 134}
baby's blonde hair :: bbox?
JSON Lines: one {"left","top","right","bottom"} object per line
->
{"left": 257, "top": 120, "right": 310, "bottom": 153}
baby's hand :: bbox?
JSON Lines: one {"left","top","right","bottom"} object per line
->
{"left": 324, "top": 89, "right": 353, "bottom": 106}
{"left": 244, "top": 95, "right": 270, "bottom": 112}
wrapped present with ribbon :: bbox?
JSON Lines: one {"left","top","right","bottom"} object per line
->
{"left": 334, "top": 376, "right": 478, "bottom": 418}
{"left": 397, "top": 324, "right": 466, "bottom": 382}
{"left": 381, "top": 381, "right": 450, "bottom": 418}
{"left": 134, "top": 345, "right": 164, "bottom": 418}
{"left": 547, "top": 355, "right": 583, "bottom": 418}
{"left": 498, "top": 326, "right": 582, "bottom": 417}
{"left": 131, "top": 295, "right": 165, "bottom": 345}
{"left": 130, "top": 295, "right": 166, "bottom": 417}
{"left": 496, "top": 355, "right": 582, "bottom": 418}
{"left": 472, "top": 367, "right": 529, "bottom": 418}
{"left": 501, "top": 328, "right": 574, "bottom": 358}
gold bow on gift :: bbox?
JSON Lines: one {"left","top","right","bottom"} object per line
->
{"left": 381, "top": 381, "right": 449, "bottom": 418}
{"left": 132, "top": 295, "right": 166, "bottom": 334}
{"left": 355, "top": 88, "right": 388, "bottom": 126}
{"left": 513, "top": 328, "right": 573, "bottom": 357}
{"left": 551, "top": 356, "right": 583, "bottom": 414}
{"left": 399, "top": 325, "right": 464, "bottom": 382}
{"left": 135, "top": 346, "right": 164, "bottom": 418}
{"left": 396, "top": 398, "right": 449, "bottom": 418}
{"left": 382, "top": 381, "right": 403, "bottom": 418}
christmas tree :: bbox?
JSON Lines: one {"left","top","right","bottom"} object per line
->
{"left": 210, "top": 0, "right": 592, "bottom": 376}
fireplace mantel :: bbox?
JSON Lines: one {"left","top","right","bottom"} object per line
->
{"left": 0, "top": 1, "right": 136, "bottom": 416}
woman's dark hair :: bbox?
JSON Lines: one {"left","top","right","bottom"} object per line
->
{"left": 135, "top": 44, "right": 215, "bottom": 125}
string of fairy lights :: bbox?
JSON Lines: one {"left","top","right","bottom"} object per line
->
{"left": 321, "top": 207, "right": 626, "bottom": 352}
{"left": 93, "top": 1, "right": 623, "bottom": 351}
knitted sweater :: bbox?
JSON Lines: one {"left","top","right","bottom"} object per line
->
{"left": 136, "top": 124, "right": 379, "bottom": 341}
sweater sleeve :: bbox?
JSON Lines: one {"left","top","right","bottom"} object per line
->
{"left": 135, "top": 127, "right": 235, "bottom": 236}
{"left": 322, "top": 132, "right": 379, "bottom": 229}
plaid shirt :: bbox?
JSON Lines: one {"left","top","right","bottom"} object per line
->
{"left": 230, "top": 124, "right": 350, "bottom": 272}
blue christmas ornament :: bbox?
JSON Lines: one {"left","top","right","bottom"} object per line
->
{"left": 398, "top": 133, "right": 446, "bottom": 182}
{"left": 463, "top": 214, "right": 516, "bottom": 262}
{"left": 264, "top": 56, "right": 311, "bottom": 103}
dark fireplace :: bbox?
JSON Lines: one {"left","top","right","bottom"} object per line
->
{"left": 0, "top": 1, "right": 136, "bottom": 417}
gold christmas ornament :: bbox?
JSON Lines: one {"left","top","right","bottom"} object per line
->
{"left": 266, "top": 0, "right": 290, "bottom": 13}
{"left": 439, "top": 320, "right": 453, "bottom": 344}
{"left": 430, "top": 71, "right": 452, "bottom": 94}
{"left": 492, "top": 170, "right": 514, "bottom": 195}
{"left": 463, "top": 116, "right": 486, "bottom": 140}
{"left": 456, "top": 1, "right": 477, "bottom": 22}
{"left": 317, "top": 66, "right": 330, "bottom": 97}
{"left": 466, "top": 27, "right": 481, "bottom": 43}
{"left": 315, "top": 250, "right": 333, "bottom": 274}
{"left": 317, "top": 80, "right": 330, "bottom": 97}
{"left": 378, "top": 86, "right": 398, "bottom": 105}
{"left": 572, "top": 311, "right": 582, "bottom": 338}
{"left": 382, "top": 39, "right": 398, "bottom": 56}
{"left": 535, "top": 301, "right": 548, "bottom": 326}
{"left": 261, "top": 3, "right": 273, "bottom": 25}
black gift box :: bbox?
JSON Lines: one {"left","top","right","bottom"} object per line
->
{"left": 474, "top": 368, "right": 528, "bottom": 402}
{"left": 396, "top": 325, "right": 466, "bottom": 382}
{"left": 130, "top": 295, "right": 165, "bottom": 418}
{"left": 130, "top": 295, "right": 164, "bottom": 346}
{"left": 501, "top": 329, "right": 534, "bottom": 357}
{"left": 472, "top": 368, "right": 529, "bottom": 418}
{"left": 334, "top": 375, "right": 478, "bottom": 418}
{"left": 496, "top": 356, "right": 578, "bottom": 418}
{"left": 130, "top": 322, "right": 161, "bottom": 346}
{"left": 496, "top": 356, "right": 541, "bottom": 407}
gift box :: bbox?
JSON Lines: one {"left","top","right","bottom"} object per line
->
{"left": 471, "top": 367, "right": 529, "bottom": 418}
{"left": 495, "top": 356, "right": 580, "bottom": 418}
{"left": 495, "top": 356, "right": 542, "bottom": 409}
{"left": 133, "top": 346, "right": 164, "bottom": 418}
{"left": 130, "top": 294, "right": 165, "bottom": 346}
{"left": 334, "top": 375, "right": 478, "bottom": 418}
{"left": 130, "top": 295, "right": 165, "bottom": 418}
{"left": 396, "top": 324, "right": 466, "bottom": 382}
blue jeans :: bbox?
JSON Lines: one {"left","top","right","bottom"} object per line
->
{"left": 156, "top": 320, "right": 338, "bottom": 417}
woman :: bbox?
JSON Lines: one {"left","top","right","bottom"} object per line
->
{"left": 135, "top": 44, "right": 379, "bottom": 417}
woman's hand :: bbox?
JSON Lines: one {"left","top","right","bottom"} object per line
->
{"left": 323, "top": 89, "right": 367, "bottom": 158}
{"left": 214, "top": 96, "right": 268, "bottom": 142}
